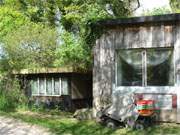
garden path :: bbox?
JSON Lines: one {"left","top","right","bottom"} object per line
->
{"left": 0, "top": 116, "right": 53, "bottom": 135}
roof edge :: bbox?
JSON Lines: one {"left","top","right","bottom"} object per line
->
{"left": 95, "top": 13, "right": 180, "bottom": 26}
{"left": 12, "top": 67, "right": 90, "bottom": 75}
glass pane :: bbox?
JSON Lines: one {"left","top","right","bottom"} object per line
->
{"left": 46, "top": 78, "right": 52, "bottom": 95}
{"left": 117, "top": 50, "right": 143, "bottom": 86}
{"left": 31, "top": 79, "right": 38, "bottom": 95}
{"left": 54, "top": 78, "right": 60, "bottom": 95}
{"left": 39, "top": 78, "right": 45, "bottom": 95}
{"left": 147, "top": 48, "right": 174, "bottom": 86}
{"left": 61, "top": 78, "right": 69, "bottom": 95}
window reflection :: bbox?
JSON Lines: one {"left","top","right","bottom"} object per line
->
{"left": 147, "top": 49, "right": 174, "bottom": 86}
{"left": 116, "top": 48, "right": 174, "bottom": 87}
{"left": 117, "top": 50, "right": 142, "bottom": 86}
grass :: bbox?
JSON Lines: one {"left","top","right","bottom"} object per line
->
{"left": 0, "top": 109, "right": 180, "bottom": 135}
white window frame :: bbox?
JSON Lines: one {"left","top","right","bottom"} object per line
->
{"left": 31, "top": 77, "right": 69, "bottom": 96}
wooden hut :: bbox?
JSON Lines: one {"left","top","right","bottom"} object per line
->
{"left": 93, "top": 13, "right": 180, "bottom": 122}
{"left": 14, "top": 67, "right": 92, "bottom": 111}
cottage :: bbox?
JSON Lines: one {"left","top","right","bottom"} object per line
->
{"left": 93, "top": 13, "right": 180, "bottom": 122}
{"left": 15, "top": 67, "right": 92, "bottom": 111}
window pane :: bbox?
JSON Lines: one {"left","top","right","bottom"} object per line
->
{"left": 31, "top": 79, "right": 38, "bottom": 95}
{"left": 46, "top": 78, "right": 52, "bottom": 95}
{"left": 117, "top": 50, "right": 143, "bottom": 86}
{"left": 39, "top": 78, "right": 45, "bottom": 95}
{"left": 61, "top": 78, "right": 69, "bottom": 95}
{"left": 147, "top": 49, "right": 174, "bottom": 86}
{"left": 54, "top": 78, "right": 60, "bottom": 95}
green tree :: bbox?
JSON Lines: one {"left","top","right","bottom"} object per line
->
{"left": 54, "top": 31, "right": 91, "bottom": 71}
{"left": 169, "top": 0, "right": 180, "bottom": 13}
{"left": 53, "top": 0, "right": 140, "bottom": 70}
{"left": 1, "top": 0, "right": 141, "bottom": 71}
{"left": 0, "top": 6, "right": 29, "bottom": 41}
{"left": 3, "top": 23, "right": 58, "bottom": 70}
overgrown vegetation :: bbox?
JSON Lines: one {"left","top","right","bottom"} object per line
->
{"left": 3, "top": 24, "right": 58, "bottom": 70}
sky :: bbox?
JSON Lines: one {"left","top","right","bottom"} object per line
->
{"left": 135, "top": 0, "right": 171, "bottom": 15}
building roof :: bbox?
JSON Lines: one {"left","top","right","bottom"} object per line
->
{"left": 95, "top": 13, "right": 180, "bottom": 27}
{"left": 12, "top": 67, "right": 87, "bottom": 75}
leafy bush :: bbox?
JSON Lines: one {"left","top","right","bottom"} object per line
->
{"left": 0, "top": 75, "right": 27, "bottom": 111}
{"left": 0, "top": 93, "right": 8, "bottom": 110}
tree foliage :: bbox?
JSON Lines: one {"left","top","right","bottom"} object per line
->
{"left": 0, "top": 0, "right": 141, "bottom": 110}
{"left": 0, "top": 0, "right": 140, "bottom": 71}
{"left": 54, "top": 31, "right": 91, "bottom": 71}
{"left": 170, "top": 0, "right": 180, "bottom": 13}
{"left": 0, "top": 6, "right": 29, "bottom": 41}
{"left": 3, "top": 23, "right": 58, "bottom": 70}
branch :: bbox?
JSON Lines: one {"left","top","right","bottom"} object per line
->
{"left": 131, "top": 0, "right": 140, "bottom": 12}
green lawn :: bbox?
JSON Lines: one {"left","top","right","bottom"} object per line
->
{"left": 0, "top": 110, "right": 180, "bottom": 135}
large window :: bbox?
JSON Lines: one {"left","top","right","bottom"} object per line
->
{"left": 30, "top": 77, "right": 69, "bottom": 96}
{"left": 116, "top": 48, "right": 174, "bottom": 86}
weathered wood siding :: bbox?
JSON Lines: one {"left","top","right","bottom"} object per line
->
{"left": 93, "top": 22, "right": 180, "bottom": 122}
{"left": 93, "top": 31, "right": 115, "bottom": 113}
{"left": 114, "top": 24, "right": 175, "bottom": 49}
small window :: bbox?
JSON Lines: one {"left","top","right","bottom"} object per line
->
{"left": 61, "top": 78, "right": 69, "bottom": 95}
{"left": 30, "top": 77, "right": 69, "bottom": 96}
{"left": 31, "top": 79, "right": 38, "bottom": 95}
{"left": 54, "top": 78, "right": 60, "bottom": 95}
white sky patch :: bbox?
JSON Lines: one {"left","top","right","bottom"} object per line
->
{"left": 135, "top": 0, "right": 171, "bottom": 15}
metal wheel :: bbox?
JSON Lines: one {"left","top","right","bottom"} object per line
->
{"left": 106, "top": 119, "right": 117, "bottom": 129}
{"left": 135, "top": 120, "right": 145, "bottom": 130}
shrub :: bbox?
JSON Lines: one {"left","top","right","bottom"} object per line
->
{"left": 0, "top": 75, "right": 27, "bottom": 111}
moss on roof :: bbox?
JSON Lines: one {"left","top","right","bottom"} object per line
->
{"left": 12, "top": 67, "right": 84, "bottom": 74}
